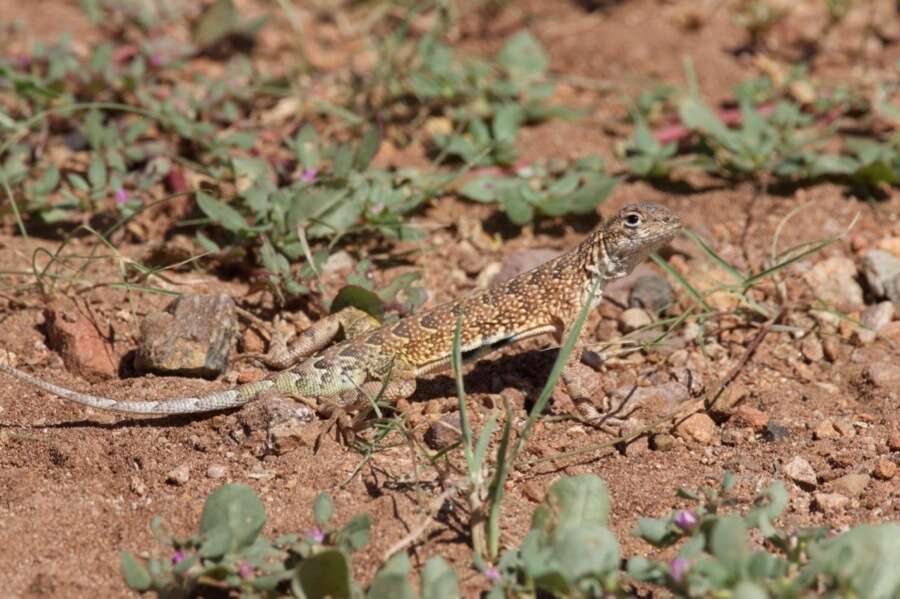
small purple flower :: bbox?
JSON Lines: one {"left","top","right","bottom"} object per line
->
{"left": 308, "top": 527, "right": 325, "bottom": 543}
{"left": 300, "top": 168, "right": 318, "bottom": 184}
{"left": 484, "top": 566, "right": 501, "bottom": 584}
{"left": 114, "top": 187, "right": 129, "bottom": 205}
{"left": 670, "top": 557, "right": 690, "bottom": 583}
{"left": 239, "top": 562, "right": 253, "bottom": 578}
{"left": 674, "top": 510, "right": 697, "bottom": 531}
{"left": 171, "top": 549, "right": 186, "bottom": 565}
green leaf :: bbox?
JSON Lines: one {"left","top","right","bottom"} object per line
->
{"left": 336, "top": 513, "right": 372, "bottom": 552}
{"left": 193, "top": 0, "right": 239, "bottom": 48}
{"left": 710, "top": 515, "right": 749, "bottom": 571}
{"left": 537, "top": 475, "right": 611, "bottom": 530}
{"left": 313, "top": 493, "right": 334, "bottom": 528}
{"left": 199, "top": 484, "right": 267, "bottom": 553}
{"left": 88, "top": 155, "right": 107, "bottom": 191}
{"left": 551, "top": 524, "right": 620, "bottom": 583}
{"left": 32, "top": 165, "right": 60, "bottom": 196}
{"left": 293, "top": 550, "right": 353, "bottom": 599}
{"left": 804, "top": 523, "right": 900, "bottom": 598}
{"left": 355, "top": 126, "right": 382, "bottom": 170}
{"left": 294, "top": 125, "right": 320, "bottom": 170}
{"left": 332, "top": 144, "right": 355, "bottom": 179}
{"left": 500, "top": 187, "right": 534, "bottom": 225}
{"left": 634, "top": 517, "right": 673, "bottom": 546}
{"left": 459, "top": 177, "right": 501, "bottom": 202}
{"left": 679, "top": 96, "right": 733, "bottom": 143}
{"left": 368, "top": 553, "right": 414, "bottom": 599}
{"left": 492, "top": 104, "right": 522, "bottom": 144}
{"left": 120, "top": 551, "right": 151, "bottom": 591}
{"left": 498, "top": 31, "right": 548, "bottom": 78}
{"left": 421, "top": 556, "right": 460, "bottom": 599}
{"left": 196, "top": 191, "right": 248, "bottom": 233}
{"left": 331, "top": 286, "right": 385, "bottom": 322}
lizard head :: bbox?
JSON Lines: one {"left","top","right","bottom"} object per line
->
{"left": 595, "top": 203, "right": 681, "bottom": 279}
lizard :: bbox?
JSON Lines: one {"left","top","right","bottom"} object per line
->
{"left": 0, "top": 202, "right": 681, "bottom": 425}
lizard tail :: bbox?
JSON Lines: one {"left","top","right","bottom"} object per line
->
{"left": 0, "top": 363, "right": 270, "bottom": 415}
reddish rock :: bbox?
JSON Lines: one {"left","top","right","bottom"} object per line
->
{"left": 44, "top": 304, "right": 117, "bottom": 381}
{"left": 814, "top": 492, "right": 849, "bottom": 513}
{"left": 866, "top": 362, "right": 900, "bottom": 389}
{"left": 731, "top": 406, "right": 769, "bottom": 432}
{"left": 873, "top": 458, "right": 896, "bottom": 480}
{"left": 889, "top": 432, "right": 900, "bottom": 452}
{"left": 675, "top": 413, "right": 717, "bottom": 445}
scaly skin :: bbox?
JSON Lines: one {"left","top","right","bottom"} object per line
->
{"left": 0, "top": 203, "right": 681, "bottom": 418}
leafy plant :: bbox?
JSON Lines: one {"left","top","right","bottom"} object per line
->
{"left": 459, "top": 157, "right": 617, "bottom": 225}
{"left": 121, "top": 483, "right": 461, "bottom": 599}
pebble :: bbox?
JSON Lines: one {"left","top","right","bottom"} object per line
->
{"left": 628, "top": 274, "right": 675, "bottom": 313}
{"left": 424, "top": 412, "right": 463, "bottom": 450}
{"left": 619, "top": 307, "right": 652, "bottom": 333}
{"left": 784, "top": 455, "right": 817, "bottom": 489}
{"left": 492, "top": 249, "right": 560, "bottom": 285}
{"left": 829, "top": 473, "right": 869, "bottom": 497}
{"left": 889, "top": 432, "right": 900, "bottom": 452}
{"left": 206, "top": 464, "right": 228, "bottom": 479}
{"left": 814, "top": 492, "right": 849, "bottom": 513}
{"left": 856, "top": 302, "right": 895, "bottom": 344}
{"left": 800, "top": 335, "right": 824, "bottom": 362}
{"left": 802, "top": 256, "right": 864, "bottom": 311}
{"left": 674, "top": 413, "right": 717, "bottom": 445}
{"left": 130, "top": 476, "right": 147, "bottom": 496}
{"left": 721, "top": 428, "right": 746, "bottom": 446}
{"left": 822, "top": 337, "right": 841, "bottom": 362}
{"left": 650, "top": 433, "right": 676, "bottom": 451}
{"left": 873, "top": 458, "right": 896, "bottom": 480}
{"left": 813, "top": 419, "right": 839, "bottom": 440}
{"left": 136, "top": 293, "right": 238, "bottom": 378}
{"left": 166, "top": 463, "right": 191, "bottom": 486}
{"left": 763, "top": 422, "right": 791, "bottom": 443}
{"left": 861, "top": 249, "right": 900, "bottom": 309}
{"left": 731, "top": 406, "right": 769, "bottom": 432}
{"left": 865, "top": 362, "right": 900, "bottom": 388}
{"left": 44, "top": 303, "right": 117, "bottom": 381}
{"left": 268, "top": 412, "right": 318, "bottom": 455}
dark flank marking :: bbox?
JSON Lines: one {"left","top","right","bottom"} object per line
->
{"left": 461, "top": 335, "right": 514, "bottom": 363}
{"left": 391, "top": 319, "right": 416, "bottom": 338}
{"left": 314, "top": 359, "right": 328, "bottom": 369}
{"left": 420, "top": 311, "right": 444, "bottom": 330}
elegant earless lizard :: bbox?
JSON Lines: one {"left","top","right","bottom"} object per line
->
{"left": 0, "top": 203, "right": 681, "bottom": 422}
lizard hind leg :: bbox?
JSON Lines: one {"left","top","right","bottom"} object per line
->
{"left": 249, "top": 307, "right": 380, "bottom": 371}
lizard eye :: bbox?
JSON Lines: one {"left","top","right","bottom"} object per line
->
{"left": 624, "top": 212, "right": 642, "bottom": 228}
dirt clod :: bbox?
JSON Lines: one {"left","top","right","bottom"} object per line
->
{"left": 44, "top": 303, "right": 116, "bottom": 381}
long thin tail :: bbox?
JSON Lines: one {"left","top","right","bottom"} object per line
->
{"left": 0, "top": 363, "right": 272, "bottom": 415}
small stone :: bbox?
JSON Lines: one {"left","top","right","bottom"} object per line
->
{"left": 822, "top": 337, "right": 841, "bottom": 362}
{"left": 873, "top": 458, "right": 896, "bottom": 480}
{"left": 44, "top": 302, "right": 117, "bottom": 381}
{"left": 829, "top": 473, "right": 870, "bottom": 497}
{"left": 889, "top": 432, "right": 900, "bottom": 452}
{"left": 206, "top": 464, "right": 228, "bottom": 479}
{"left": 803, "top": 256, "right": 864, "bottom": 311}
{"left": 832, "top": 419, "right": 856, "bottom": 438}
{"left": 813, "top": 419, "right": 839, "bottom": 440}
{"left": 814, "top": 492, "right": 849, "bottom": 513}
{"left": 136, "top": 293, "right": 238, "bottom": 378}
{"left": 650, "top": 433, "right": 676, "bottom": 451}
{"left": 322, "top": 250, "right": 354, "bottom": 274}
{"left": 763, "top": 421, "right": 791, "bottom": 443}
{"left": 784, "top": 455, "right": 817, "bottom": 489}
{"left": 800, "top": 336, "right": 824, "bottom": 362}
{"left": 628, "top": 274, "right": 675, "bottom": 313}
{"left": 166, "top": 463, "right": 191, "bottom": 486}
{"left": 731, "top": 406, "right": 769, "bottom": 432}
{"left": 861, "top": 249, "right": 900, "bottom": 309}
{"left": 130, "top": 476, "right": 147, "bottom": 496}
{"left": 619, "top": 307, "right": 652, "bottom": 333}
{"left": 856, "top": 301, "right": 895, "bottom": 344}
{"left": 675, "top": 413, "right": 717, "bottom": 445}
{"left": 865, "top": 362, "right": 900, "bottom": 388}
{"left": 424, "top": 413, "right": 463, "bottom": 450}
{"left": 721, "top": 428, "right": 745, "bottom": 446}
{"left": 492, "top": 249, "right": 560, "bottom": 285}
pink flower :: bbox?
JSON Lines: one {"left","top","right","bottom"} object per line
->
{"left": 300, "top": 168, "right": 318, "bottom": 184}
{"left": 114, "top": 188, "right": 129, "bottom": 205}
{"left": 674, "top": 510, "right": 697, "bottom": 531}
{"left": 484, "top": 566, "right": 501, "bottom": 583}
{"left": 239, "top": 562, "right": 253, "bottom": 578}
{"left": 308, "top": 527, "right": 325, "bottom": 543}
{"left": 171, "top": 549, "right": 186, "bottom": 565}
{"left": 670, "top": 557, "right": 689, "bottom": 583}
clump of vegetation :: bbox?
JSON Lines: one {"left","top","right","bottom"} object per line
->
{"left": 122, "top": 474, "right": 900, "bottom": 598}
